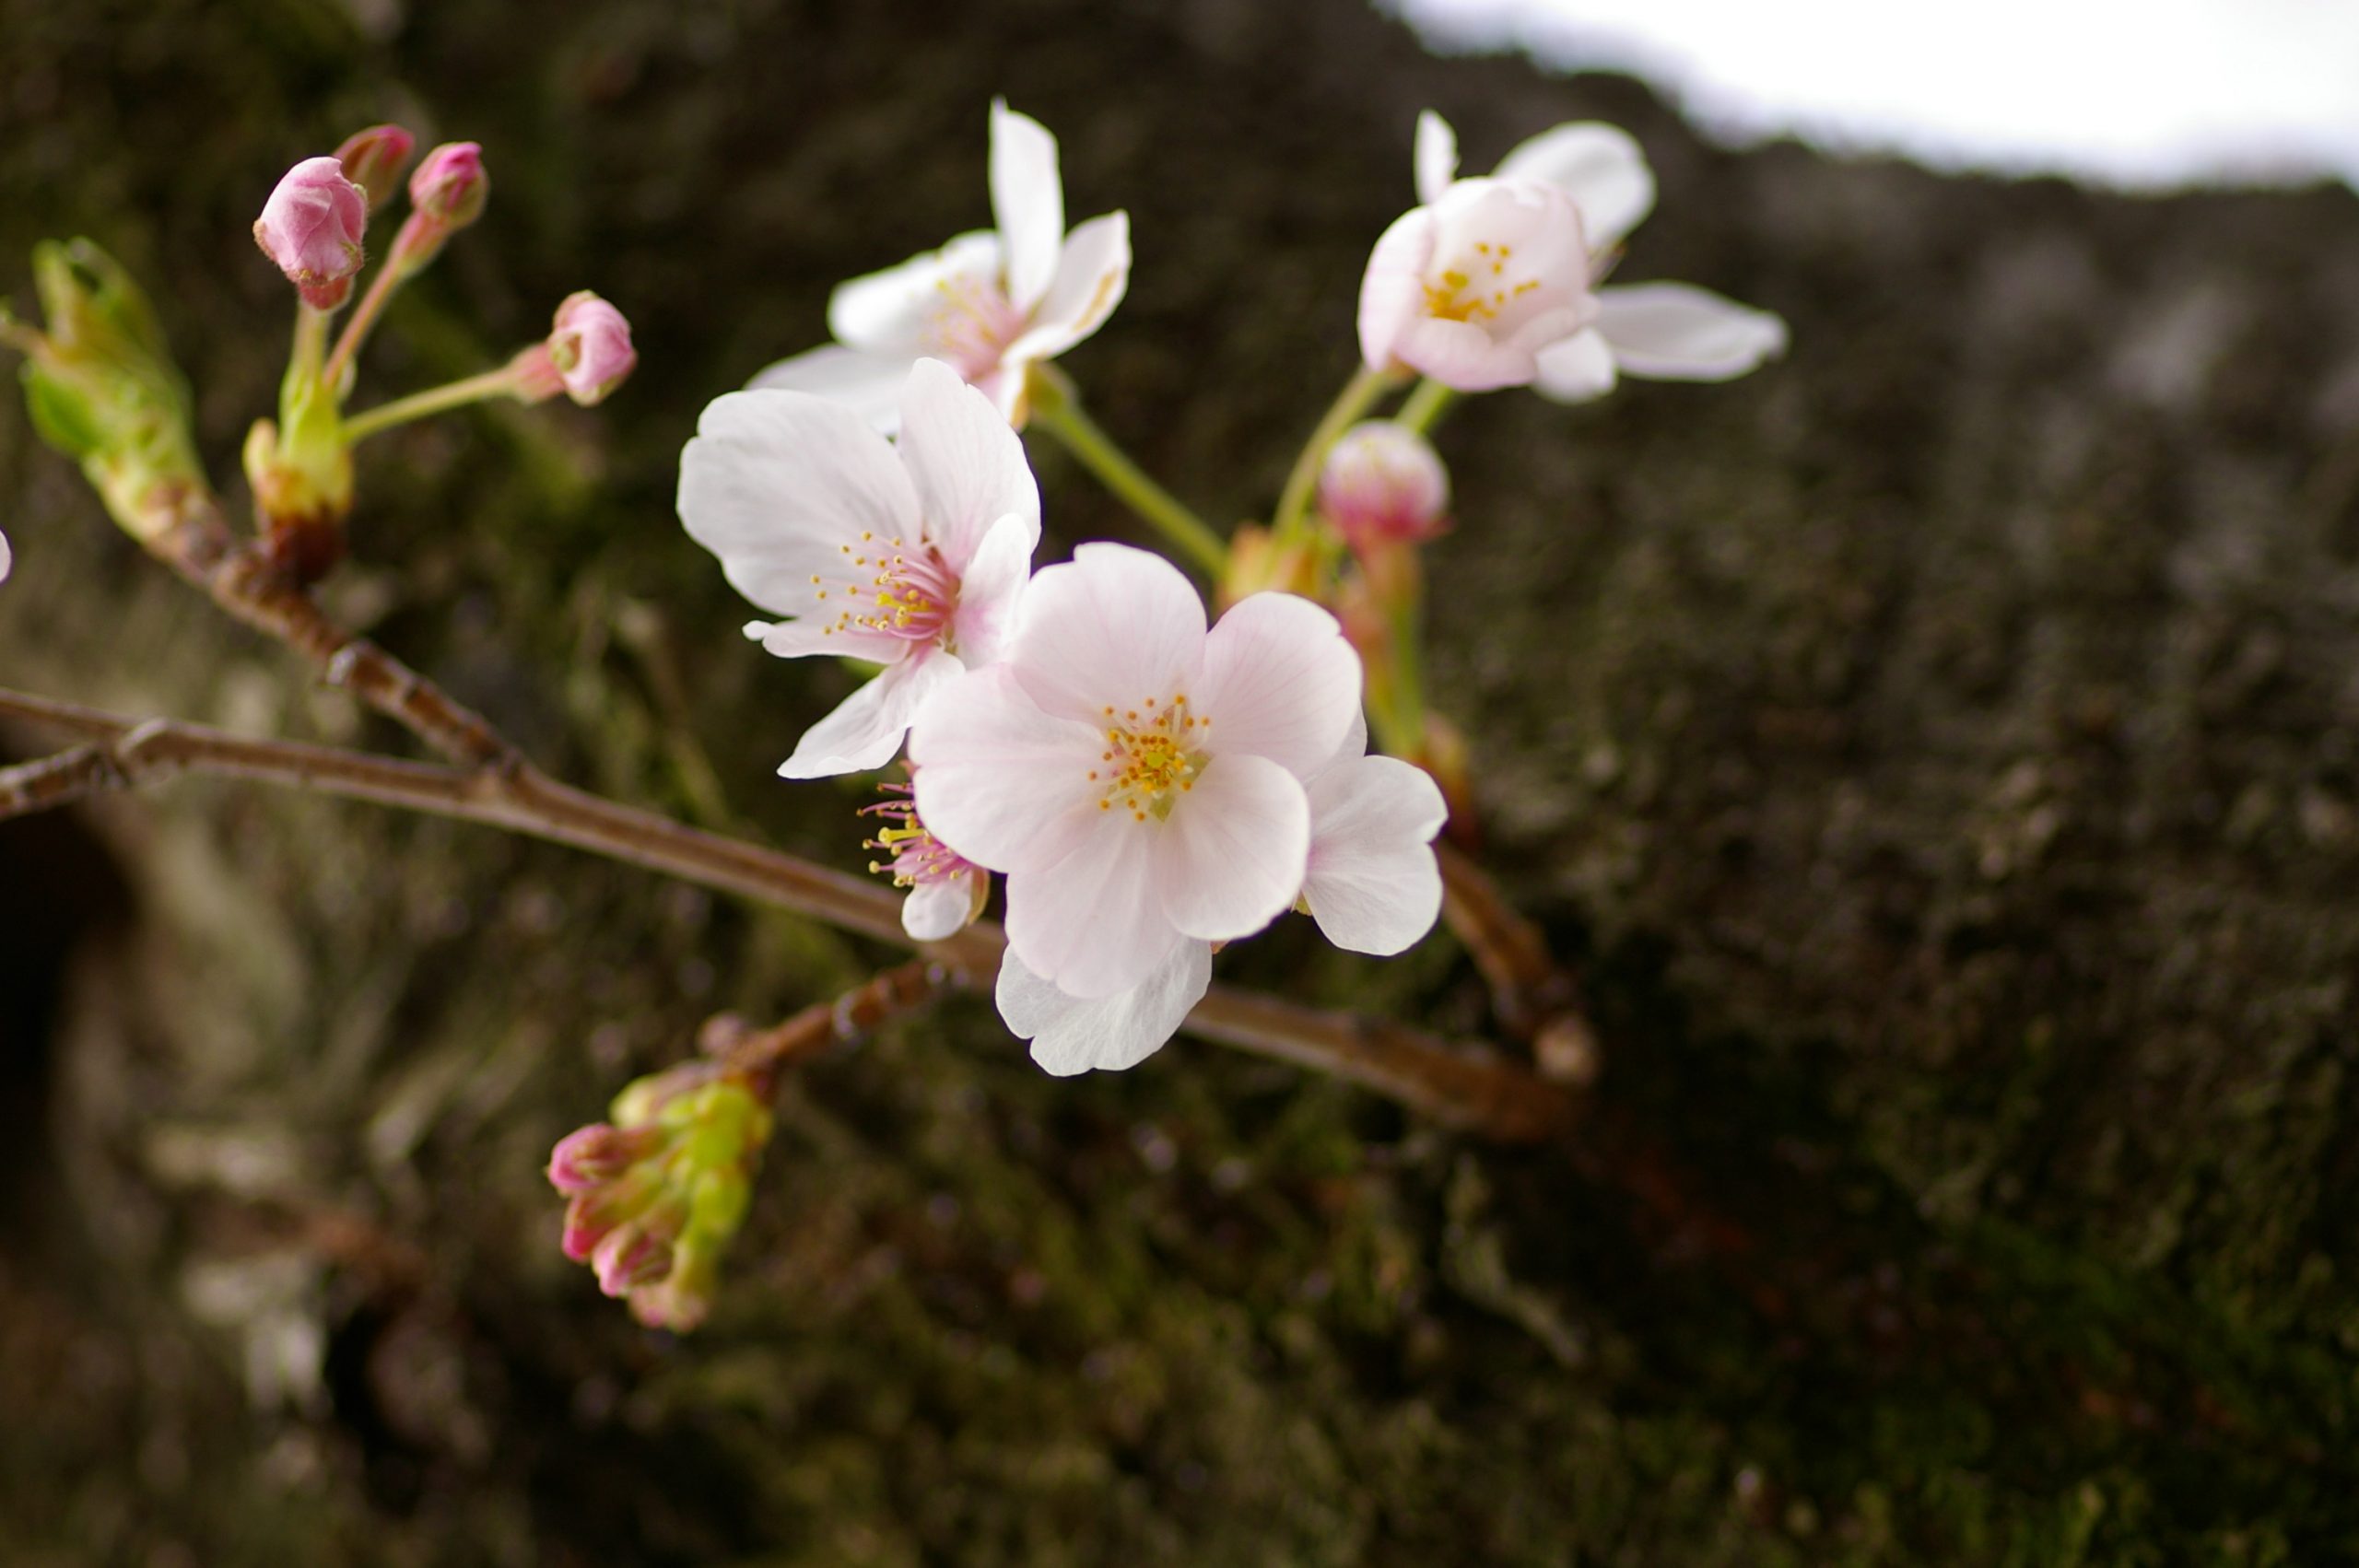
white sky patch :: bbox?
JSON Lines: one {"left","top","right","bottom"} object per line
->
{"left": 1386, "top": 0, "right": 2359, "bottom": 190}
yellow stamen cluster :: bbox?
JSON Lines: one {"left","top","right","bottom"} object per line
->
{"left": 1088, "top": 693, "right": 1210, "bottom": 823}
{"left": 1424, "top": 241, "right": 1541, "bottom": 323}
{"left": 804, "top": 530, "right": 955, "bottom": 641}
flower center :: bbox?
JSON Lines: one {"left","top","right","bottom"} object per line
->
{"left": 1424, "top": 240, "right": 1542, "bottom": 325}
{"left": 809, "top": 534, "right": 958, "bottom": 645}
{"left": 921, "top": 273, "right": 1027, "bottom": 380}
{"left": 861, "top": 782, "right": 975, "bottom": 887}
{"left": 1089, "top": 694, "right": 1209, "bottom": 824}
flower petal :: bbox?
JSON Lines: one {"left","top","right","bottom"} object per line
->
{"left": 827, "top": 231, "right": 1003, "bottom": 351}
{"left": 1414, "top": 109, "right": 1459, "bottom": 206}
{"left": 1003, "top": 211, "right": 1131, "bottom": 367}
{"left": 745, "top": 616, "right": 900, "bottom": 663}
{"left": 1532, "top": 327, "right": 1619, "bottom": 404}
{"left": 1194, "top": 592, "right": 1361, "bottom": 779}
{"left": 945, "top": 512, "right": 1036, "bottom": 670}
{"left": 1156, "top": 753, "right": 1311, "bottom": 942}
{"left": 779, "top": 649, "right": 959, "bottom": 779}
{"left": 1391, "top": 314, "right": 1543, "bottom": 393}
{"left": 1004, "top": 815, "right": 1182, "bottom": 998}
{"left": 678, "top": 390, "right": 921, "bottom": 618}
{"left": 895, "top": 358, "right": 1041, "bottom": 571}
{"left": 909, "top": 665, "right": 1108, "bottom": 873}
{"left": 901, "top": 870, "right": 984, "bottom": 942}
{"left": 995, "top": 942, "right": 1210, "bottom": 1077}
{"left": 1008, "top": 543, "right": 1205, "bottom": 724}
{"left": 745, "top": 345, "right": 914, "bottom": 434}
{"left": 1594, "top": 283, "right": 1790, "bottom": 381}
{"left": 990, "top": 100, "right": 1064, "bottom": 315}
{"left": 0, "top": 528, "right": 11, "bottom": 583}
{"left": 1304, "top": 755, "right": 1447, "bottom": 955}
{"left": 1496, "top": 123, "right": 1656, "bottom": 249}
{"left": 1356, "top": 205, "right": 1438, "bottom": 374}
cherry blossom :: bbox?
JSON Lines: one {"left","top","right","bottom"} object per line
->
{"left": 252, "top": 157, "right": 368, "bottom": 309}
{"left": 909, "top": 544, "right": 1361, "bottom": 1002}
{"left": 546, "top": 291, "right": 638, "bottom": 405}
{"left": 1319, "top": 420, "right": 1451, "bottom": 550}
{"left": 862, "top": 778, "right": 990, "bottom": 942}
{"left": 1407, "top": 111, "right": 1787, "bottom": 403}
{"left": 749, "top": 101, "right": 1131, "bottom": 431}
{"left": 679, "top": 357, "right": 1041, "bottom": 778}
{"left": 0, "top": 528, "right": 11, "bottom": 584}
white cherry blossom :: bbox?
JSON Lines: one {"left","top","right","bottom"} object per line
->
{"left": 678, "top": 357, "right": 1040, "bottom": 778}
{"left": 750, "top": 101, "right": 1131, "bottom": 432}
{"left": 0, "top": 528, "right": 11, "bottom": 583}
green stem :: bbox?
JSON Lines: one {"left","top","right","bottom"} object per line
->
{"left": 321, "top": 257, "right": 411, "bottom": 393}
{"left": 1026, "top": 370, "right": 1227, "bottom": 578}
{"left": 1272, "top": 363, "right": 1398, "bottom": 547}
{"left": 343, "top": 366, "right": 525, "bottom": 443}
{"left": 1394, "top": 377, "right": 1460, "bottom": 436}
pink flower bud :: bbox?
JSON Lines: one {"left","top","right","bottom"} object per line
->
{"left": 546, "top": 1123, "right": 660, "bottom": 1193}
{"left": 408, "top": 142, "right": 487, "bottom": 228}
{"left": 1319, "top": 421, "right": 1450, "bottom": 551}
{"left": 593, "top": 1222, "right": 676, "bottom": 1297}
{"left": 334, "top": 123, "right": 416, "bottom": 213}
{"left": 253, "top": 157, "right": 368, "bottom": 310}
{"left": 546, "top": 291, "right": 637, "bottom": 406}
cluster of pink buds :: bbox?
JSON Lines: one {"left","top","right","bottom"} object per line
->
{"left": 547, "top": 1059, "right": 774, "bottom": 1331}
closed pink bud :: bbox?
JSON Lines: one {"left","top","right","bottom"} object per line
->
{"left": 253, "top": 157, "right": 368, "bottom": 310}
{"left": 334, "top": 123, "right": 416, "bottom": 213}
{"left": 547, "top": 291, "right": 637, "bottom": 406}
{"left": 1319, "top": 421, "right": 1450, "bottom": 551}
{"left": 408, "top": 141, "right": 487, "bottom": 228}
{"left": 546, "top": 1122, "right": 659, "bottom": 1193}
{"left": 592, "top": 1223, "right": 676, "bottom": 1296}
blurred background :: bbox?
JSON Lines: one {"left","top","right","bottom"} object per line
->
{"left": 3, "top": 0, "right": 2357, "bottom": 1562}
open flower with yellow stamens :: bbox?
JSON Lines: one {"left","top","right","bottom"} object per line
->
{"left": 678, "top": 357, "right": 1040, "bottom": 778}
{"left": 862, "top": 777, "right": 990, "bottom": 941}
{"left": 909, "top": 543, "right": 1362, "bottom": 1012}
{"left": 749, "top": 100, "right": 1131, "bottom": 432}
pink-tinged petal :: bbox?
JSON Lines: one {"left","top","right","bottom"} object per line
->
{"left": 1330, "top": 704, "right": 1369, "bottom": 772}
{"left": 1195, "top": 593, "right": 1361, "bottom": 779}
{"left": 779, "top": 650, "right": 958, "bottom": 779}
{"left": 1495, "top": 123, "right": 1656, "bottom": 249}
{"left": 0, "top": 529, "right": 11, "bottom": 584}
{"left": 909, "top": 665, "right": 1108, "bottom": 873}
{"left": 1304, "top": 755, "right": 1447, "bottom": 955}
{"left": 1155, "top": 753, "right": 1311, "bottom": 942}
{"left": 1002, "top": 211, "right": 1131, "bottom": 366}
{"left": 678, "top": 390, "right": 921, "bottom": 617}
{"left": 989, "top": 100, "right": 1065, "bottom": 315}
{"left": 901, "top": 870, "right": 984, "bottom": 942}
{"left": 996, "top": 942, "right": 1211, "bottom": 1077}
{"left": 1356, "top": 205, "right": 1438, "bottom": 373}
{"left": 1423, "top": 178, "right": 1596, "bottom": 338}
{"left": 745, "top": 345, "right": 914, "bottom": 434}
{"left": 1008, "top": 543, "right": 1205, "bottom": 723}
{"left": 895, "top": 358, "right": 1041, "bottom": 570}
{"left": 744, "top": 617, "right": 902, "bottom": 664}
{"left": 945, "top": 512, "right": 1036, "bottom": 670}
{"left": 827, "top": 231, "right": 1003, "bottom": 351}
{"left": 1414, "top": 110, "right": 1459, "bottom": 206}
{"left": 1532, "top": 327, "right": 1618, "bottom": 404}
{"left": 1004, "top": 816, "right": 1182, "bottom": 998}
{"left": 1390, "top": 315, "right": 1539, "bottom": 392}
{"left": 1594, "top": 283, "right": 1789, "bottom": 381}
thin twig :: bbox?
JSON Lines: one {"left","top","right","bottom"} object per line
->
{"left": 1438, "top": 843, "right": 1599, "bottom": 1085}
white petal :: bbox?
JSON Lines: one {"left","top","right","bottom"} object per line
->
{"left": 745, "top": 345, "right": 914, "bottom": 434}
{"left": 895, "top": 358, "right": 1041, "bottom": 570}
{"left": 909, "top": 664, "right": 1107, "bottom": 873}
{"left": 945, "top": 512, "right": 1036, "bottom": 670}
{"left": 1414, "top": 110, "right": 1459, "bottom": 206}
{"left": 827, "top": 231, "right": 1003, "bottom": 350}
{"left": 1194, "top": 592, "right": 1361, "bottom": 779}
{"left": 1004, "top": 816, "right": 1181, "bottom": 998}
{"left": 901, "top": 871, "right": 983, "bottom": 942}
{"left": 745, "top": 617, "right": 900, "bottom": 663}
{"left": 1007, "top": 543, "right": 1205, "bottom": 724}
{"left": 1496, "top": 123, "right": 1655, "bottom": 249}
{"left": 1594, "top": 283, "right": 1789, "bottom": 381}
{"left": 779, "top": 650, "right": 957, "bottom": 779}
{"left": 995, "top": 942, "right": 1210, "bottom": 1077}
{"left": 0, "top": 528, "right": 11, "bottom": 583}
{"left": 1532, "top": 327, "right": 1619, "bottom": 404}
{"left": 990, "top": 100, "right": 1064, "bottom": 315}
{"left": 678, "top": 390, "right": 921, "bottom": 618}
{"left": 1304, "top": 755, "right": 1447, "bottom": 955}
{"left": 1356, "top": 206, "right": 1437, "bottom": 374}
{"left": 1156, "top": 753, "right": 1310, "bottom": 942}
{"left": 1002, "top": 211, "right": 1130, "bottom": 367}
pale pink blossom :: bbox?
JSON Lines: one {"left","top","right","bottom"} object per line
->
{"left": 1318, "top": 421, "right": 1450, "bottom": 550}
{"left": 909, "top": 544, "right": 1361, "bottom": 1003}
{"left": 1406, "top": 111, "right": 1787, "bottom": 404}
{"left": 994, "top": 942, "right": 1213, "bottom": 1077}
{"left": 547, "top": 290, "right": 638, "bottom": 405}
{"left": 252, "top": 156, "right": 369, "bottom": 309}
{"left": 750, "top": 101, "right": 1131, "bottom": 431}
{"left": 679, "top": 357, "right": 1041, "bottom": 778}
{"left": 862, "top": 779, "right": 990, "bottom": 942}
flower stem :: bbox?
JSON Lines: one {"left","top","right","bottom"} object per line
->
{"left": 343, "top": 365, "right": 525, "bottom": 443}
{"left": 320, "top": 255, "right": 411, "bottom": 393}
{"left": 1394, "top": 377, "right": 1460, "bottom": 436}
{"left": 1026, "top": 368, "right": 1228, "bottom": 578}
{"left": 1382, "top": 571, "right": 1427, "bottom": 755}
{"left": 1272, "top": 363, "right": 1399, "bottom": 547}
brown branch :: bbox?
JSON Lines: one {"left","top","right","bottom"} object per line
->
{"left": 1438, "top": 842, "right": 1600, "bottom": 1085}
{"left": 697, "top": 958, "right": 957, "bottom": 1078}
{"left": 0, "top": 689, "right": 1581, "bottom": 1141}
